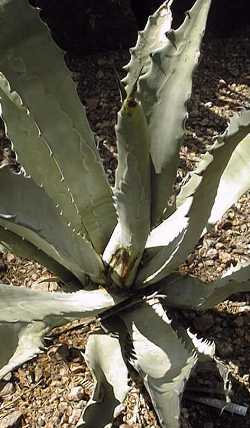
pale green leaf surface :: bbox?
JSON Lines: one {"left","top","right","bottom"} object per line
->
{"left": 176, "top": 122, "right": 250, "bottom": 230}
{"left": 0, "top": 0, "right": 116, "bottom": 252}
{"left": 0, "top": 321, "right": 48, "bottom": 379}
{"left": 143, "top": 108, "right": 250, "bottom": 285}
{"left": 77, "top": 331, "right": 131, "bottom": 428}
{"left": 138, "top": 0, "right": 211, "bottom": 226}
{"left": 0, "top": 224, "right": 81, "bottom": 288}
{"left": 0, "top": 283, "right": 116, "bottom": 324}
{"left": 159, "top": 262, "right": 250, "bottom": 310}
{"left": 123, "top": 0, "right": 173, "bottom": 96}
{"left": 145, "top": 198, "right": 192, "bottom": 250}
{"left": 137, "top": 198, "right": 191, "bottom": 285}
{"left": 0, "top": 73, "right": 82, "bottom": 236}
{"left": 0, "top": 283, "right": 118, "bottom": 378}
{"left": 0, "top": 168, "right": 104, "bottom": 286}
{"left": 208, "top": 133, "right": 250, "bottom": 226}
{"left": 103, "top": 98, "right": 150, "bottom": 287}
{"left": 120, "top": 302, "right": 197, "bottom": 428}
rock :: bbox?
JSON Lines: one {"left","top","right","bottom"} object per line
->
{"left": 67, "top": 386, "right": 85, "bottom": 401}
{"left": 206, "top": 248, "right": 218, "bottom": 259}
{"left": 37, "top": 416, "right": 46, "bottom": 427}
{"left": 31, "top": 275, "right": 58, "bottom": 292}
{"left": 218, "top": 79, "right": 227, "bottom": 87}
{"left": 34, "top": 366, "right": 43, "bottom": 382}
{"left": 55, "top": 344, "right": 70, "bottom": 361}
{"left": 219, "top": 251, "right": 232, "bottom": 265}
{"left": 215, "top": 242, "right": 224, "bottom": 250}
{"left": 0, "top": 411, "right": 22, "bottom": 428}
{"left": 6, "top": 253, "right": 16, "bottom": 263}
{"left": 68, "top": 408, "right": 82, "bottom": 425}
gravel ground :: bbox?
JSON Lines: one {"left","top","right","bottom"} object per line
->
{"left": 0, "top": 26, "right": 250, "bottom": 428}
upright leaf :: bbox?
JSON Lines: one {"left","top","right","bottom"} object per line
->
{"left": 137, "top": 198, "right": 191, "bottom": 284}
{"left": 0, "top": 0, "right": 116, "bottom": 252}
{"left": 208, "top": 133, "right": 250, "bottom": 227}
{"left": 141, "top": 108, "right": 250, "bottom": 285}
{"left": 138, "top": 0, "right": 212, "bottom": 226}
{"left": 123, "top": 0, "right": 173, "bottom": 96}
{"left": 103, "top": 95, "right": 150, "bottom": 287}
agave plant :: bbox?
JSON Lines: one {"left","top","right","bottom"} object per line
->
{"left": 0, "top": 0, "right": 249, "bottom": 426}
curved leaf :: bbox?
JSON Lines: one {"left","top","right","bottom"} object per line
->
{"left": 0, "top": 167, "right": 104, "bottom": 286}
{"left": 123, "top": 0, "right": 173, "bottom": 96}
{"left": 0, "top": 0, "right": 116, "bottom": 252}
{"left": 138, "top": 0, "right": 212, "bottom": 226}
{"left": 158, "top": 261, "right": 250, "bottom": 310}
{"left": 0, "top": 283, "right": 117, "bottom": 378}
{"left": 0, "top": 283, "right": 117, "bottom": 324}
{"left": 176, "top": 116, "right": 250, "bottom": 230}
{"left": 120, "top": 301, "right": 197, "bottom": 428}
{"left": 78, "top": 328, "right": 131, "bottom": 428}
{"left": 0, "top": 224, "right": 81, "bottom": 288}
{"left": 141, "top": 108, "right": 250, "bottom": 285}
{"left": 208, "top": 133, "right": 250, "bottom": 226}
{"left": 137, "top": 198, "right": 191, "bottom": 285}
{"left": 0, "top": 320, "right": 48, "bottom": 380}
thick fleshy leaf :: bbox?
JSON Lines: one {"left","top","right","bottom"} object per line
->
{"left": 138, "top": 0, "right": 211, "bottom": 226}
{"left": 0, "top": 321, "right": 48, "bottom": 379}
{"left": 140, "top": 108, "right": 250, "bottom": 285}
{"left": 77, "top": 328, "right": 131, "bottom": 428}
{"left": 0, "top": 224, "right": 81, "bottom": 288}
{"left": 0, "top": 74, "right": 81, "bottom": 234}
{"left": 0, "top": 0, "right": 116, "bottom": 252}
{"left": 208, "top": 133, "right": 250, "bottom": 227}
{"left": 0, "top": 283, "right": 117, "bottom": 323}
{"left": 0, "top": 167, "right": 104, "bottom": 286}
{"left": 176, "top": 120, "right": 250, "bottom": 231}
{"left": 0, "top": 283, "right": 117, "bottom": 378}
{"left": 123, "top": 0, "right": 173, "bottom": 97}
{"left": 103, "top": 96, "right": 150, "bottom": 287}
{"left": 137, "top": 198, "right": 191, "bottom": 284}
{"left": 158, "top": 261, "right": 250, "bottom": 310}
{"left": 120, "top": 301, "right": 197, "bottom": 428}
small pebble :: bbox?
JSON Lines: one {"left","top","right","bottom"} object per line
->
{"left": 68, "top": 408, "right": 82, "bottom": 424}
{"left": 6, "top": 253, "right": 16, "bottom": 263}
{"left": 67, "top": 386, "right": 85, "bottom": 401}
